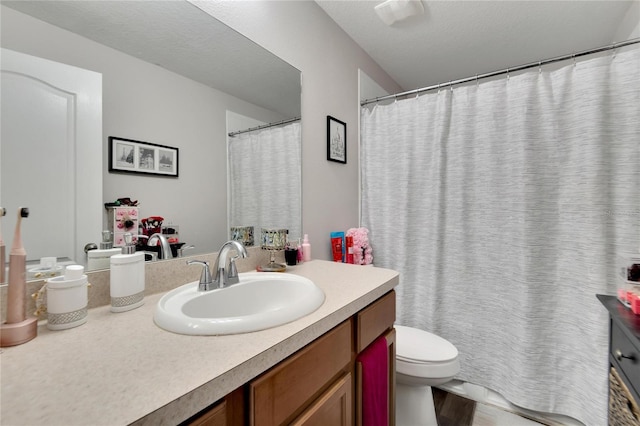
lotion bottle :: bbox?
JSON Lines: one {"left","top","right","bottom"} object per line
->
{"left": 302, "top": 234, "right": 311, "bottom": 262}
{"left": 346, "top": 236, "right": 354, "bottom": 264}
{"left": 110, "top": 232, "right": 145, "bottom": 312}
{"left": 296, "top": 238, "right": 304, "bottom": 264}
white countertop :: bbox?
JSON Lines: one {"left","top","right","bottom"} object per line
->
{"left": 0, "top": 260, "right": 399, "bottom": 426}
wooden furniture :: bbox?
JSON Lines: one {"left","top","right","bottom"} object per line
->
{"left": 186, "top": 290, "right": 396, "bottom": 426}
{"left": 597, "top": 295, "right": 640, "bottom": 425}
{"left": 355, "top": 288, "right": 396, "bottom": 426}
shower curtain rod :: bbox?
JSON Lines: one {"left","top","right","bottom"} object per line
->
{"left": 228, "top": 116, "right": 301, "bottom": 137}
{"left": 361, "top": 37, "right": 640, "bottom": 106}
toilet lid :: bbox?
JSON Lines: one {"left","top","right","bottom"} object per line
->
{"left": 395, "top": 325, "right": 458, "bottom": 363}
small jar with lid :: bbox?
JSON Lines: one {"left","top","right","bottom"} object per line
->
{"left": 45, "top": 265, "right": 89, "bottom": 330}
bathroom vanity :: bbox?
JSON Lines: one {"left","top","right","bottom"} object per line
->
{"left": 597, "top": 295, "right": 640, "bottom": 424}
{"left": 0, "top": 260, "right": 398, "bottom": 425}
{"left": 193, "top": 289, "right": 396, "bottom": 426}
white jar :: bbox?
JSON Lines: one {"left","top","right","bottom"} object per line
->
{"left": 110, "top": 252, "right": 145, "bottom": 313}
{"left": 46, "top": 266, "right": 89, "bottom": 330}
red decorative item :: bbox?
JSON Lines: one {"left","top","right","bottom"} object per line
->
{"left": 141, "top": 216, "right": 164, "bottom": 239}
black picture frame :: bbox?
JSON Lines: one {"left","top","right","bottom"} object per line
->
{"left": 327, "top": 115, "right": 346, "bottom": 164}
{"left": 108, "top": 136, "right": 179, "bottom": 177}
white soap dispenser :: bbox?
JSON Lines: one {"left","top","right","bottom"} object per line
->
{"left": 110, "top": 232, "right": 145, "bottom": 313}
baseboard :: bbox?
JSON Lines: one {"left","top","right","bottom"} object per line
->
{"left": 436, "top": 380, "right": 585, "bottom": 426}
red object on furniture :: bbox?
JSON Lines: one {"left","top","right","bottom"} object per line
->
{"left": 357, "top": 335, "right": 389, "bottom": 426}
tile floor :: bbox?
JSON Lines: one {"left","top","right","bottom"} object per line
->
{"left": 472, "top": 403, "right": 545, "bottom": 426}
{"left": 434, "top": 387, "right": 546, "bottom": 426}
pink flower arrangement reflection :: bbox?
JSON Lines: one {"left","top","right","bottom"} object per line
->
{"left": 346, "top": 227, "right": 373, "bottom": 265}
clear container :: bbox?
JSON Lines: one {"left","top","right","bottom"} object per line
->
{"left": 616, "top": 252, "right": 640, "bottom": 307}
{"left": 161, "top": 225, "right": 180, "bottom": 243}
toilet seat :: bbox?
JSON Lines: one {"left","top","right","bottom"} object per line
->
{"left": 395, "top": 325, "right": 460, "bottom": 380}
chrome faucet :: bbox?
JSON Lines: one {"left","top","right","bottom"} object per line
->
{"left": 211, "top": 240, "right": 248, "bottom": 290}
{"left": 148, "top": 233, "right": 173, "bottom": 259}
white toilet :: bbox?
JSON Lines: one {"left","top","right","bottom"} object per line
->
{"left": 395, "top": 325, "right": 460, "bottom": 426}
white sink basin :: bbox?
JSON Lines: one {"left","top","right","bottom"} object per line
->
{"left": 154, "top": 272, "right": 325, "bottom": 335}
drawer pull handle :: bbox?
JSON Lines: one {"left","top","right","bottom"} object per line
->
{"left": 615, "top": 349, "right": 636, "bottom": 362}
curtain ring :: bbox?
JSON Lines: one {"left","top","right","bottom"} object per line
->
{"left": 538, "top": 61, "right": 542, "bottom": 74}
{"left": 449, "top": 81, "right": 453, "bottom": 92}
{"left": 506, "top": 68, "right": 510, "bottom": 81}
{"left": 437, "top": 83, "right": 442, "bottom": 94}
{"left": 475, "top": 74, "right": 479, "bottom": 87}
{"left": 572, "top": 54, "right": 576, "bottom": 67}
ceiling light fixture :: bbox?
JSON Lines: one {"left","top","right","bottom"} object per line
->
{"left": 374, "top": 0, "right": 424, "bottom": 26}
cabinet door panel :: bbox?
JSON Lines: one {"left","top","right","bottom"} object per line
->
{"left": 187, "top": 401, "right": 226, "bottom": 426}
{"left": 292, "top": 373, "right": 353, "bottom": 426}
{"left": 250, "top": 320, "right": 353, "bottom": 426}
{"left": 612, "top": 321, "right": 640, "bottom": 398}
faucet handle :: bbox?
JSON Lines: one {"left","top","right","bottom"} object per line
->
{"left": 178, "top": 244, "right": 195, "bottom": 258}
{"left": 227, "top": 255, "right": 240, "bottom": 285}
{"left": 187, "top": 260, "right": 212, "bottom": 291}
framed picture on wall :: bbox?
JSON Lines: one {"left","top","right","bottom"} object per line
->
{"left": 327, "top": 115, "right": 347, "bottom": 164}
{"left": 108, "top": 136, "right": 179, "bottom": 177}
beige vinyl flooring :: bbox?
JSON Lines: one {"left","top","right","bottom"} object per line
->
{"left": 434, "top": 387, "right": 545, "bottom": 426}
{"left": 472, "top": 403, "right": 545, "bottom": 426}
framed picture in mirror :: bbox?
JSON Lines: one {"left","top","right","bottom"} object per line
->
{"left": 327, "top": 115, "right": 346, "bottom": 164}
{"left": 108, "top": 136, "right": 179, "bottom": 177}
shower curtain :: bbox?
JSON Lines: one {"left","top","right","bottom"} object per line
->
{"left": 361, "top": 48, "right": 640, "bottom": 425}
{"left": 228, "top": 121, "right": 301, "bottom": 241}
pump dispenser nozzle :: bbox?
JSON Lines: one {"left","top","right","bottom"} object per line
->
{"left": 121, "top": 232, "right": 136, "bottom": 254}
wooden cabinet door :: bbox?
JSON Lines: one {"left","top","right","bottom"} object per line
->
{"left": 185, "top": 387, "right": 244, "bottom": 426}
{"left": 250, "top": 320, "right": 353, "bottom": 426}
{"left": 187, "top": 400, "right": 226, "bottom": 426}
{"left": 292, "top": 373, "right": 353, "bottom": 426}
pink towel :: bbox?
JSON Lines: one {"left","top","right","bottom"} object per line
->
{"left": 357, "top": 336, "right": 389, "bottom": 426}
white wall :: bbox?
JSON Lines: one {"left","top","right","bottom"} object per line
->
{"left": 614, "top": 1, "right": 640, "bottom": 41}
{"left": 360, "top": 70, "right": 391, "bottom": 103}
{"left": 1, "top": 6, "right": 284, "bottom": 255}
{"left": 196, "top": 1, "right": 403, "bottom": 259}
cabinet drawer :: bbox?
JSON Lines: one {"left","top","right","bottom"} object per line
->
{"left": 356, "top": 291, "right": 396, "bottom": 352}
{"left": 250, "top": 319, "right": 353, "bottom": 426}
{"left": 609, "top": 367, "right": 640, "bottom": 426}
{"left": 611, "top": 321, "right": 640, "bottom": 397}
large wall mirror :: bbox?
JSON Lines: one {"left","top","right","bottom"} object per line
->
{"left": 0, "top": 0, "right": 302, "bottom": 279}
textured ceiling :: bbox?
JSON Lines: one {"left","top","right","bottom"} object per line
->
{"left": 4, "top": 1, "right": 635, "bottom": 110}
{"left": 316, "top": 0, "right": 636, "bottom": 93}
{"left": 2, "top": 0, "right": 301, "bottom": 118}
